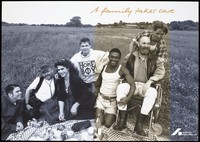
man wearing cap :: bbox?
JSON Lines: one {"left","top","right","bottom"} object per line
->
{"left": 24, "top": 64, "right": 58, "bottom": 124}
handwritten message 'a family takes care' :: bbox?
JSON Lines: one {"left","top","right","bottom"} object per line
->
{"left": 90, "top": 7, "right": 175, "bottom": 17}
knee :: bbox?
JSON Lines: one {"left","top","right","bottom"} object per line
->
{"left": 117, "top": 83, "right": 130, "bottom": 94}
{"left": 146, "top": 87, "right": 157, "bottom": 99}
{"left": 116, "top": 83, "right": 130, "bottom": 101}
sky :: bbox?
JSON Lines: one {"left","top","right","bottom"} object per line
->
{"left": 2, "top": 1, "right": 199, "bottom": 25}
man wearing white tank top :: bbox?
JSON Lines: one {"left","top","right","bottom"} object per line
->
{"left": 94, "top": 48, "right": 135, "bottom": 128}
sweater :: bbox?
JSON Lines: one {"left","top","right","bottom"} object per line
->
{"left": 70, "top": 49, "right": 109, "bottom": 83}
{"left": 1, "top": 95, "right": 24, "bottom": 140}
{"left": 55, "top": 75, "right": 95, "bottom": 107}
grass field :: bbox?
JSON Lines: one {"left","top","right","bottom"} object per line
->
{"left": 169, "top": 31, "right": 198, "bottom": 141}
{"left": 1, "top": 26, "right": 198, "bottom": 141}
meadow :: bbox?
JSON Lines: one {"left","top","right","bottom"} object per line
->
{"left": 1, "top": 26, "right": 198, "bottom": 140}
{"left": 169, "top": 31, "right": 198, "bottom": 141}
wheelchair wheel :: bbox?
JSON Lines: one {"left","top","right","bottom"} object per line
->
{"left": 151, "top": 123, "right": 163, "bottom": 136}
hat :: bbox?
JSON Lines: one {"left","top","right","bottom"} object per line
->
{"left": 40, "top": 64, "right": 51, "bottom": 73}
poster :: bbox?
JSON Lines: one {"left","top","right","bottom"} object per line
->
{"left": 2, "top": 1, "right": 199, "bottom": 141}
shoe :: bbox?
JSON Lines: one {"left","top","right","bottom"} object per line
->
{"left": 134, "top": 113, "right": 147, "bottom": 136}
{"left": 113, "top": 110, "right": 128, "bottom": 130}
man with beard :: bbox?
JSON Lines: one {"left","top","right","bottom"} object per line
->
{"left": 114, "top": 36, "right": 165, "bottom": 137}
{"left": 129, "top": 21, "right": 168, "bottom": 63}
{"left": 24, "top": 64, "right": 58, "bottom": 124}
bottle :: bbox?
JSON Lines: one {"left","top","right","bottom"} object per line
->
{"left": 95, "top": 114, "right": 103, "bottom": 140}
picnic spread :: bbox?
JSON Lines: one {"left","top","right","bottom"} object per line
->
{"left": 7, "top": 119, "right": 169, "bottom": 141}
{"left": 7, "top": 119, "right": 95, "bottom": 141}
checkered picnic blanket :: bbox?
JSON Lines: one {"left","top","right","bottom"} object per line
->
{"left": 7, "top": 119, "right": 168, "bottom": 141}
{"left": 101, "top": 122, "right": 169, "bottom": 141}
{"left": 7, "top": 119, "right": 95, "bottom": 141}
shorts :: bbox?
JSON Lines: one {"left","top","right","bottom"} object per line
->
{"left": 94, "top": 93, "right": 117, "bottom": 115}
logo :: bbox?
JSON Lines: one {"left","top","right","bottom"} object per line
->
{"left": 171, "top": 128, "right": 197, "bottom": 136}
{"left": 171, "top": 128, "right": 182, "bottom": 136}
{"left": 78, "top": 60, "right": 96, "bottom": 76}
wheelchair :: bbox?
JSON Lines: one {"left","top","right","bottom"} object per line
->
{"left": 126, "top": 82, "right": 163, "bottom": 137}
{"left": 96, "top": 82, "right": 164, "bottom": 141}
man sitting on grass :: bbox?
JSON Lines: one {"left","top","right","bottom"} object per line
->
{"left": 1, "top": 84, "right": 24, "bottom": 140}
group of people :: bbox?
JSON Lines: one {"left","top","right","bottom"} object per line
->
{"left": 1, "top": 21, "right": 168, "bottom": 140}
{"left": 94, "top": 20, "right": 168, "bottom": 137}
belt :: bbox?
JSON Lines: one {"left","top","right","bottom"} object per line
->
{"left": 100, "top": 93, "right": 116, "bottom": 100}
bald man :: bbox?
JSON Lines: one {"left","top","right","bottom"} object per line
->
{"left": 114, "top": 36, "right": 165, "bottom": 137}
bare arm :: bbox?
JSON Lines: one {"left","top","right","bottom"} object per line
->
{"left": 121, "top": 53, "right": 131, "bottom": 67}
{"left": 58, "top": 101, "right": 65, "bottom": 121}
{"left": 25, "top": 85, "right": 34, "bottom": 110}
{"left": 25, "top": 77, "right": 40, "bottom": 108}
{"left": 94, "top": 71, "right": 102, "bottom": 98}
{"left": 25, "top": 87, "right": 32, "bottom": 105}
{"left": 129, "top": 38, "right": 138, "bottom": 53}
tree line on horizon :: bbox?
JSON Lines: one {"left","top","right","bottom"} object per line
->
{"left": 2, "top": 16, "right": 198, "bottom": 31}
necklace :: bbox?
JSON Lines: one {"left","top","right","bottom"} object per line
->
{"left": 138, "top": 53, "right": 147, "bottom": 61}
{"left": 65, "top": 79, "right": 69, "bottom": 93}
{"left": 65, "top": 74, "right": 69, "bottom": 93}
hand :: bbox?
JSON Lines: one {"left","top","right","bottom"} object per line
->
{"left": 118, "top": 97, "right": 129, "bottom": 106}
{"left": 142, "top": 80, "right": 152, "bottom": 95}
{"left": 58, "top": 112, "right": 65, "bottom": 121}
{"left": 16, "top": 122, "right": 24, "bottom": 131}
{"left": 150, "top": 45, "right": 156, "bottom": 51}
{"left": 132, "top": 38, "right": 139, "bottom": 46}
{"left": 70, "top": 102, "right": 80, "bottom": 116}
{"left": 26, "top": 104, "right": 33, "bottom": 110}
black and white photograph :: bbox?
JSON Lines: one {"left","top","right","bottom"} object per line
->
{"left": 1, "top": 1, "right": 198, "bottom": 141}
